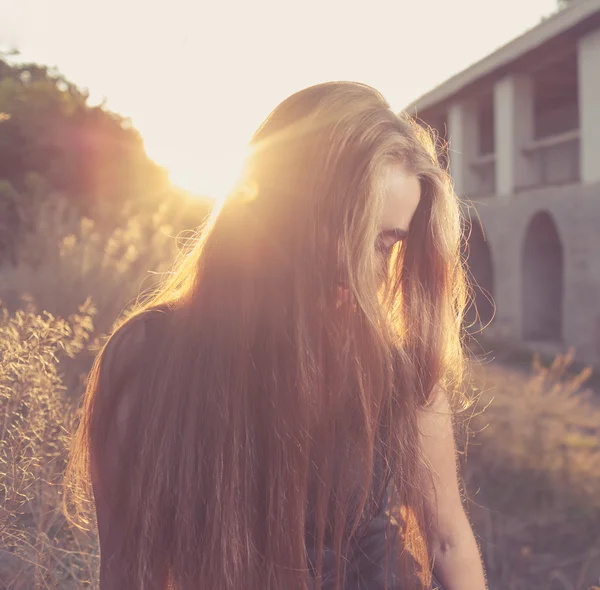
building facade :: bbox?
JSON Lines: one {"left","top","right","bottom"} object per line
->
{"left": 406, "top": 0, "right": 600, "bottom": 364}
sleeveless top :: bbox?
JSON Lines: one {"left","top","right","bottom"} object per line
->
{"left": 93, "top": 305, "right": 411, "bottom": 589}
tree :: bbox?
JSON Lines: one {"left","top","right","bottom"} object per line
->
{"left": 0, "top": 58, "right": 170, "bottom": 218}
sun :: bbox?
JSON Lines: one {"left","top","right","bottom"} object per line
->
{"left": 168, "top": 165, "right": 234, "bottom": 202}
{"left": 168, "top": 151, "right": 250, "bottom": 203}
{"left": 143, "top": 134, "right": 251, "bottom": 204}
{"left": 136, "top": 105, "right": 259, "bottom": 205}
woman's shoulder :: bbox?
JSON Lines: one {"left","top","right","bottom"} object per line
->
{"left": 99, "top": 303, "right": 174, "bottom": 395}
{"left": 104, "top": 304, "right": 172, "bottom": 359}
{"left": 93, "top": 304, "right": 175, "bottom": 452}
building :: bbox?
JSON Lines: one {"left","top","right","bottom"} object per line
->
{"left": 406, "top": 0, "right": 600, "bottom": 364}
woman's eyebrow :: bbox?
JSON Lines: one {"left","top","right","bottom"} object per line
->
{"left": 379, "top": 228, "right": 408, "bottom": 241}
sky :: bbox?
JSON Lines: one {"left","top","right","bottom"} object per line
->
{"left": 0, "top": 0, "right": 558, "bottom": 199}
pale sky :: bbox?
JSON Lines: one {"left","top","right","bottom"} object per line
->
{"left": 0, "top": 0, "right": 558, "bottom": 198}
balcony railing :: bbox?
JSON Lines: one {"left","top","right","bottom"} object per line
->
{"left": 519, "top": 129, "right": 580, "bottom": 189}
{"left": 468, "top": 153, "right": 496, "bottom": 198}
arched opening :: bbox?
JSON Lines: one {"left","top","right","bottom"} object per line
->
{"left": 522, "top": 211, "right": 563, "bottom": 341}
{"left": 464, "top": 219, "right": 495, "bottom": 333}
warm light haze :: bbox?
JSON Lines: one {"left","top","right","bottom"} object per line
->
{"left": 1, "top": 0, "right": 558, "bottom": 199}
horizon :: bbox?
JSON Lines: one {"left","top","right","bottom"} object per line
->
{"left": 0, "top": 0, "right": 559, "bottom": 199}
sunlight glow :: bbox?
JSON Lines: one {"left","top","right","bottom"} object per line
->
{"left": 1, "top": 0, "right": 559, "bottom": 201}
{"left": 158, "top": 143, "right": 251, "bottom": 202}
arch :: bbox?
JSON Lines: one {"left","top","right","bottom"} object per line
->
{"left": 464, "top": 218, "right": 495, "bottom": 333}
{"left": 522, "top": 211, "right": 564, "bottom": 341}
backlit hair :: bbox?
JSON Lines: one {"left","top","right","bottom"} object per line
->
{"left": 66, "top": 81, "right": 467, "bottom": 590}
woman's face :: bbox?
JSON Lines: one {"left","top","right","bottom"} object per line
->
{"left": 336, "top": 164, "right": 422, "bottom": 307}
{"left": 376, "top": 164, "right": 422, "bottom": 257}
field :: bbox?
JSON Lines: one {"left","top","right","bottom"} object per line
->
{"left": 463, "top": 356, "right": 600, "bottom": 589}
{"left": 1, "top": 194, "right": 599, "bottom": 590}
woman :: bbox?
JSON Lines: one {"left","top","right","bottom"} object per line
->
{"left": 66, "top": 82, "right": 487, "bottom": 590}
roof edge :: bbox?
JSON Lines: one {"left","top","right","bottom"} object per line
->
{"left": 405, "top": 0, "right": 600, "bottom": 113}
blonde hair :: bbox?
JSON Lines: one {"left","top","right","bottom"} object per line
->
{"left": 66, "top": 81, "right": 467, "bottom": 590}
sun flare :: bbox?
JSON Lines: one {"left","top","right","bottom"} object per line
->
{"left": 144, "top": 134, "right": 252, "bottom": 204}
{"left": 167, "top": 150, "right": 250, "bottom": 203}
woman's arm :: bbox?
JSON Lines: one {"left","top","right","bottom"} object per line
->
{"left": 418, "top": 386, "right": 487, "bottom": 590}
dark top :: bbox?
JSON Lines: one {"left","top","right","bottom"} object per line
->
{"left": 92, "top": 306, "right": 410, "bottom": 589}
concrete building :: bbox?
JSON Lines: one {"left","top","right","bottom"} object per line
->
{"left": 406, "top": 0, "right": 600, "bottom": 365}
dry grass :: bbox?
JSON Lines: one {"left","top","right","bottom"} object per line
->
{"left": 0, "top": 194, "right": 179, "bottom": 337}
{"left": 0, "top": 197, "right": 599, "bottom": 589}
{"left": 463, "top": 350, "right": 600, "bottom": 590}
{"left": 0, "top": 193, "right": 208, "bottom": 588}
{"left": 0, "top": 299, "right": 98, "bottom": 589}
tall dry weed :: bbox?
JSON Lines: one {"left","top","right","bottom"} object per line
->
{"left": 465, "top": 350, "right": 600, "bottom": 590}
{"left": 0, "top": 298, "right": 98, "bottom": 589}
{"left": 0, "top": 194, "right": 179, "bottom": 337}
{"left": 1, "top": 192, "right": 599, "bottom": 589}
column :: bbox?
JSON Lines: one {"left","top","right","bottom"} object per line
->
{"left": 578, "top": 28, "right": 600, "bottom": 185}
{"left": 494, "top": 74, "right": 535, "bottom": 198}
{"left": 447, "top": 101, "right": 478, "bottom": 197}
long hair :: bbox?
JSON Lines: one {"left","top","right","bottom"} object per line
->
{"left": 66, "top": 81, "right": 467, "bottom": 590}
